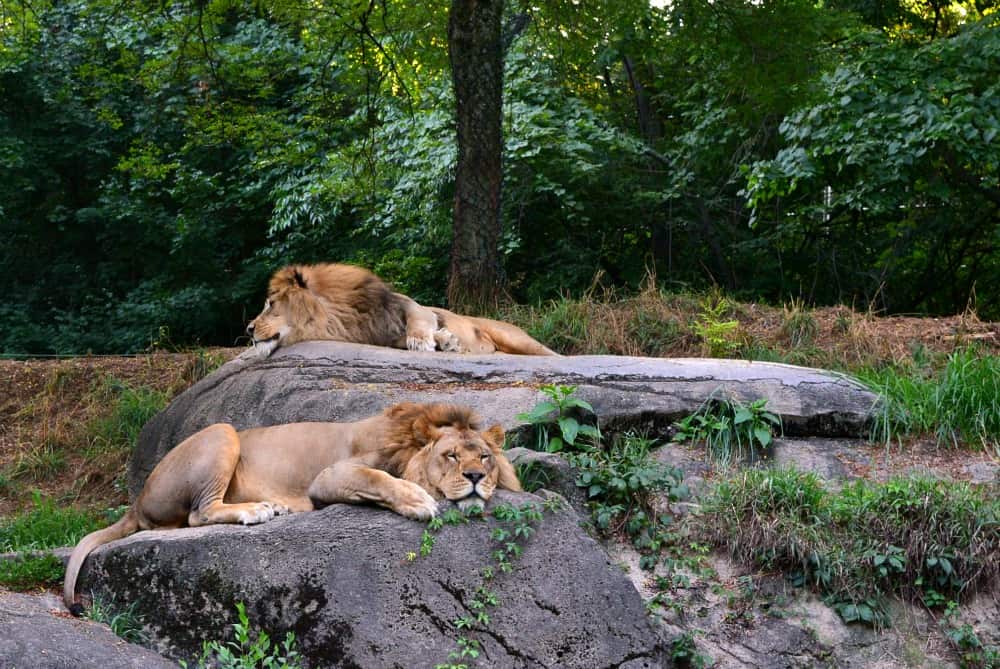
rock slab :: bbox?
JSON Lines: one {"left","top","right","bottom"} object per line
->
{"left": 79, "top": 491, "right": 667, "bottom": 669}
{"left": 131, "top": 342, "right": 879, "bottom": 496}
{"left": 0, "top": 589, "right": 177, "bottom": 669}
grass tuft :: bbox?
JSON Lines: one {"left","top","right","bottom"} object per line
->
{"left": 859, "top": 347, "right": 1000, "bottom": 451}
{"left": 700, "top": 469, "right": 999, "bottom": 625}
{"left": 0, "top": 491, "right": 103, "bottom": 552}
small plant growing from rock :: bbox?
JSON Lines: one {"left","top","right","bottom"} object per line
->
{"left": 181, "top": 601, "right": 302, "bottom": 669}
{"left": 415, "top": 500, "right": 561, "bottom": 668}
{"left": 516, "top": 384, "right": 600, "bottom": 453}
{"left": 672, "top": 396, "right": 781, "bottom": 464}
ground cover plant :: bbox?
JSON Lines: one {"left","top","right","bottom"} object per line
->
{"left": 859, "top": 347, "right": 1000, "bottom": 453}
{"left": 699, "top": 468, "right": 999, "bottom": 627}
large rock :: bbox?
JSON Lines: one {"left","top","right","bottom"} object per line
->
{"left": 0, "top": 589, "right": 177, "bottom": 669}
{"left": 130, "top": 342, "right": 879, "bottom": 496}
{"left": 78, "top": 491, "right": 667, "bottom": 668}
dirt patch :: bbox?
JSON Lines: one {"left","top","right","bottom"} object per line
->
{"left": 0, "top": 349, "right": 239, "bottom": 516}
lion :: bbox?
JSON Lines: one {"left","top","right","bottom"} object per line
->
{"left": 63, "top": 402, "right": 521, "bottom": 615}
{"left": 245, "top": 263, "right": 557, "bottom": 356}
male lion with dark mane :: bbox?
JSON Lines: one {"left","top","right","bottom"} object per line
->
{"left": 64, "top": 402, "right": 520, "bottom": 615}
{"left": 245, "top": 263, "right": 556, "bottom": 356}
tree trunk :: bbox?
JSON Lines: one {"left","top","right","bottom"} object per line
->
{"left": 447, "top": 0, "right": 505, "bottom": 313}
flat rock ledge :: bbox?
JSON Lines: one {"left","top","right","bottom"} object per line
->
{"left": 131, "top": 342, "right": 879, "bottom": 496}
{"left": 0, "top": 589, "right": 176, "bottom": 669}
{"left": 79, "top": 491, "right": 667, "bottom": 669}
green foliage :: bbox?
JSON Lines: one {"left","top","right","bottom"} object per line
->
{"left": 85, "top": 594, "right": 146, "bottom": 644}
{"left": 184, "top": 602, "right": 302, "bottom": 669}
{"left": 668, "top": 631, "right": 709, "bottom": 669}
{"left": 941, "top": 602, "right": 1000, "bottom": 669}
{"left": 87, "top": 377, "right": 170, "bottom": 454}
{"left": 701, "top": 469, "right": 999, "bottom": 626}
{"left": 1, "top": 0, "right": 997, "bottom": 355}
{"left": 418, "top": 500, "right": 558, "bottom": 669}
{"left": 0, "top": 554, "right": 64, "bottom": 589}
{"left": 781, "top": 299, "right": 818, "bottom": 348}
{"left": 570, "top": 433, "right": 689, "bottom": 570}
{"left": 515, "top": 384, "right": 600, "bottom": 453}
{"left": 672, "top": 397, "right": 782, "bottom": 464}
{"left": 745, "top": 16, "right": 1000, "bottom": 317}
{"left": 692, "top": 297, "right": 740, "bottom": 358}
{"left": 0, "top": 490, "right": 103, "bottom": 552}
{"left": 859, "top": 348, "right": 1000, "bottom": 451}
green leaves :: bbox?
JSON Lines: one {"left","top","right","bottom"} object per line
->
{"left": 516, "top": 385, "right": 599, "bottom": 453}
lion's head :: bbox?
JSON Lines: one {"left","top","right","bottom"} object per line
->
{"left": 394, "top": 403, "right": 522, "bottom": 510}
{"left": 246, "top": 264, "right": 404, "bottom": 355}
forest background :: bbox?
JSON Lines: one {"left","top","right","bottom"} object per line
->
{"left": 1, "top": 0, "right": 998, "bottom": 355}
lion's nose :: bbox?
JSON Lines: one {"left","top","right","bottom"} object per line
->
{"left": 246, "top": 323, "right": 255, "bottom": 336}
{"left": 463, "top": 471, "right": 484, "bottom": 485}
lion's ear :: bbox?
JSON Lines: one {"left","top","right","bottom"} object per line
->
{"left": 482, "top": 424, "right": 505, "bottom": 452}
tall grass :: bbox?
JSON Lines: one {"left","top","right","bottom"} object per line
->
{"left": 859, "top": 348, "right": 1000, "bottom": 451}
{"left": 88, "top": 377, "right": 170, "bottom": 454}
{"left": 0, "top": 491, "right": 103, "bottom": 552}
{"left": 701, "top": 469, "right": 999, "bottom": 625}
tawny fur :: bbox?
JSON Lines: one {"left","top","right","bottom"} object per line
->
{"left": 246, "top": 263, "right": 557, "bottom": 356}
{"left": 63, "top": 402, "right": 520, "bottom": 614}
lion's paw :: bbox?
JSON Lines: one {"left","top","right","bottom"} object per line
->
{"left": 393, "top": 482, "right": 439, "bottom": 521}
{"left": 237, "top": 502, "right": 282, "bottom": 525}
{"left": 406, "top": 334, "right": 436, "bottom": 352}
{"left": 434, "top": 328, "right": 463, "bottom": 352}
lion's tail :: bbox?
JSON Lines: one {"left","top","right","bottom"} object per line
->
{"left": 64, "top": 507, "right": 140, "bottom": 616}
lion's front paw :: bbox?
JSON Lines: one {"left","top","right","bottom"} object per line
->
{"left": 392, "top": 482, "right": 439, "bottom": 520}
{"left": 406, "top": 334, "right": 436, "bottom": 352}
{"left": 237, "top": 501, "right": 283, "bottom": 525}
{"left": 434, "top": 328, "right": 463, "bottom": 352}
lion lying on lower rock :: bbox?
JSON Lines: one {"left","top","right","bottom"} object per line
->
{"left": 63, "top": 402, "right": 521, "bottom": 615}
{"left": 245, "top": 263, "right": 557, "bottom": 356}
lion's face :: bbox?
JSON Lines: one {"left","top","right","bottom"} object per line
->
{"left": 414, "top": 425, "right": 512, "bottom": 511}
{"left": 246, "top": 296, "right": 293, "bottom": 356}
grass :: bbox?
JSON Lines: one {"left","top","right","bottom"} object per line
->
{"left": 86, "top": 376, "right": 170, "bottom": 456}
{"left": 85, "top": 594, "right": 147, "bottom": 643}
{"left": 0, "top": 491, "right": 104, "bottom": 552}
{"left": 0, "top": 491, "right": 105, "bottom": 590}
{"left": 859, "top": 347, "right": 1000, "bottom": 452}
{"left": 700, "top": 468, "right": 1000, "bottom": 626}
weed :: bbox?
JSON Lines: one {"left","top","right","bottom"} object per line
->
{"left": 516, "top": 384, "right": 600, "bottom": 453}
{"left": 0, "top": 490, "right": 103, "bottom": 552}
{"left": 692, "top": 295, "right": 740, "bottom": 358}
{"left": 182, "top": 601, "right": 302, "bottom": 669}
{"left": 860, "top": 347, "right": 1000, "bottom": 450}
{"left": 941, "top": 602, "right": 1000, "bottom": 669}
{"left": 85, "top": 593, "right": 146, "bottom": 643}
{"left": 700, "top": 469, "right": 999, "bottom": 627}
{"left": 0, "top": 554, "right": 64, "bottom": 589}
{"left": 627, "top": 311, "right": 682, "bottom": 356}
{"left": 513, "top": 461, "right": 550, "bottom": 493}
{"left": 10, "top": 444, "right": 67, "bottom": 480}
{"left": 672, "top": 397, "right": 782, "bottom": 465}
{"left": 521, "top": 298, "right": 590, "bottom": 354}
{"left": 668, "top": 631, "right": 709, "bottom": 668}
{"left": 88, "top": 377, "right": 170, "bottom": 455}
{"left": 781, "top": 298, "right": 818, "bottom": 348}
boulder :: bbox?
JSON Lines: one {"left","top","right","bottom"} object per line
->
{"left": 78, "top": 491, "right": 667, "bottom": 668}
{"left": 130, "top": 342, "right": 879, "bottom": 496}
{"left": 0, "top": 589, "right": 177, "bottom": 669}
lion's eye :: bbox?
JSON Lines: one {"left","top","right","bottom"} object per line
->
{"left": 480, "top": 453, "right": 490, "bottom": 461}
{"left": 446, "top": 453, "right": 458, "bottom": 461}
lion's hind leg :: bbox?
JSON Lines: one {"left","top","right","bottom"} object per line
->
{"left": 142, "top": 424, "right": 288, "bottom": 528}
